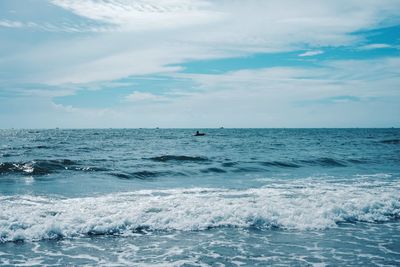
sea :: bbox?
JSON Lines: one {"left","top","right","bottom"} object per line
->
{"left": 0, "top": 128, "right": 399, "bottom": 266}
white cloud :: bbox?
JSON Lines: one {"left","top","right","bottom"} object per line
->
{"left": 124, "top": 91, "right": 166, "bottom": 102}
{"left": 180, "top": 57, "right": 400, "bottom": 95}
{"left": 50, "top": 0, "right": 223, "bottom": 31}
{"left": 109, "top": 57, "right": 400, "bottom": 127}
{"left": 298, "top": 50, "right": 324, "bottom": 57}
{"left": 17, "top": 88, "right": 76, "bottom": 98}
{"left": 2, "top": 57, "right": 399, "bottom": 128}
{"left": 0, "top": 19, "right": 111, "bottom": 33}
{"left": 0, "top": 20, "right": 24, "bottom": 28}
{"left": 2, "top": 0, "right": 400, "bottom": 84}
{"left": 358, "top": 43, "right": 393, "bottom": 50}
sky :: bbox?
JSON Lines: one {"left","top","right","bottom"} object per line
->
{"left": 0, "top": 0, "right": 400, "bottom": 128}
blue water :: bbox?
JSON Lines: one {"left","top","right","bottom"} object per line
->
{"left": 0, "top": 128, "right": 399, "bottom": 266}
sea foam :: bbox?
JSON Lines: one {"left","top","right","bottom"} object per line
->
{"left": 1, "top": 179, "right": 399, "bottom": 242}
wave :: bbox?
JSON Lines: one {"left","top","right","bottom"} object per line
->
{"left": 257, "top": 158, "right": 356, "bottom": 169}
{"left": 381, "top": 139, "right": 400, "bottom": 144}
{"left": 0, "top": 159, "right": 78, "bottom": 175}
{"left": 297, "top": 157, "right": 347, "bottom": 167}
{"left": 260, "top": 161, "right": 300, "bottom": 168}
{"left": 1, "top": 180, "right": 399, "bottom": 242}
{"left": 109, "top": 170, "right": 179, "bottom": 180}
{"left": 221, "top": 162, "right": 238, "bottom": 167}
{"left": 149, "top": 155, "right": 208, "bottom": 162}
{"left": 0, "top": 160, "right": 111, "bottom": 176}
{"left": 22, "top": 145, "right": 53, "bottom": 149}
{"left": 0, "top": 153, "right": 17, "bottom": 158}
{"left": 244, "top": 157, "right": 367, "bottom": 170}
{"left": 201, "top": 167, "right": 226, "bottom": 173}
{"left": 0, "top": 156, "right": 369, "bottom": 178}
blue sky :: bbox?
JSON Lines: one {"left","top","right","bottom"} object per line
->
{"left": 0, "top": 0, "right": 400, "bottom": 128}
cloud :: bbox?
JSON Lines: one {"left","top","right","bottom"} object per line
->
{"left": 50, "top": 0, "right": 223, "bottom": 32}
{"left": 124, "top": 91, "right": 166, "bottom": 102}
{"left": 2, "top": 57, "right": 399, "bottom": 128}
{"left": 358, "top": 43, "right": 393, "bottom": 50}
{"left": 3, "top": 0, "right": 400, "bottom": 84}
{"left": 0, "top": 20, "right": 25, "bottom": 28}
{"left": 0, "top": 19, "right": 112, "bottom": 33}
{"left": 176, "top": 56, "right": 400, "bottom": 97}
{"left": 298, "top": 50, "right": 324, "bottom": 57}
{"left": 162, "top": 57, "right": 400, "bottom": 127}
{"left": 298, "top": 95, "right": 362, "bottom": 106}
{"left": 90, "top": 56, "right": 400, "bottom": 127}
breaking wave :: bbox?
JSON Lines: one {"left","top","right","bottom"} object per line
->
{"left": 0, "top": 159, "right": 78, "bottom": 175}
{"left": 1, "top": 180, "right": 399, "bottom": 242}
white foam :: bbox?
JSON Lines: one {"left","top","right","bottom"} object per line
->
{"left": 0, "top": 179, "right": 399, "bottom": 242}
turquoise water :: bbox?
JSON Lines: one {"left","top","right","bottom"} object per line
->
{"left": 1, "top": 129, "right": 399, "bottom": 266}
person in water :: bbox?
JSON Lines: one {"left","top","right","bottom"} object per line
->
{"left": 194, "top": 131, "right": 205, "bottom": 136}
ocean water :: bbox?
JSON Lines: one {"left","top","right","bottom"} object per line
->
{"left": 0, "top": 128, "right": 399, "bottom": 266}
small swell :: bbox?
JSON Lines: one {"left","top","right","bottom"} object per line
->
{"left": 111, "top": 171, "right": 159, "bottom": 180}
{"left": 260, "top": 161, "right": 300, "bottom": 168}
{"left": 36, "top": 145, "right": 50, "bottom": 149}
{"left": 259, "top": 158, "right": 364, "bottom": 168}
{"left": 221, "top": 162, "right": 238, "bottom": 167}
{"left": 381, "top": 139, "right": 400, "bottom": 144}
{"left": 149, "top": 155, "right": 208, "bottom": 162}
{"left": 347, "top": 159, "right": 366, "bottom": 164}
{"left": 201, "top": 167, "right": 226, "bottom": 173}
{"left": 109, "top": 170, "right": 182, "bottom": 180}
{"left": 1, "top": 153, "right": 15, "bottom": 158}
{"left": 298, "top": 157, "right": 347, "bottom": 167}
{"left": 233, "top": 166, "right": 266, "bottom": 173}
{"left": 23, "top": 145, "right": 53, "bottom": 149}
